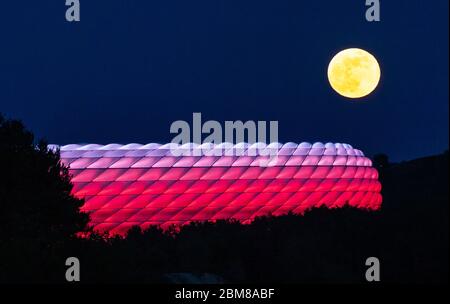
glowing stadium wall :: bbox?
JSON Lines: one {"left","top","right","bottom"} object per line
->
{"left": 54, "top": 142, "right": 382, "bottom": 234}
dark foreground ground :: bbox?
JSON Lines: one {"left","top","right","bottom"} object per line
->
{"left": 1, "top": 138, "right": 448, "bottom": 283}
{"left": 84, "top": 153, "right": 450, "bottom": 283}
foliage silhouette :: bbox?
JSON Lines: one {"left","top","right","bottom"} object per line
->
{"left": 0, "top": 114, "right": 89, "bottom": 282}
{"left": 0, "top": 114, "right": 448, "bottom": 284}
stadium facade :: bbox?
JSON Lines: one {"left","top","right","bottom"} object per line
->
{"left": 53, "top": 142, "right": 382, "bottom": 234}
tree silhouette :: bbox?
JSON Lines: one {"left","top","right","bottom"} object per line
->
{"left": 0, "top": 114, "right": 89, "bottom": 282}
{"left": 373, "top": 153, "right": 390, "bottom": 170}
{"left": 0, "top": 113, "right": 447, "bottom": 284}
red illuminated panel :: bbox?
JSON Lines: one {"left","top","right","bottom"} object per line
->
{"left": 54, "top": 142, "right": 382, "bottom": 235}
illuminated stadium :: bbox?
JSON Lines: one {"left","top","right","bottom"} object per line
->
{"left": 52, "top": 142, "right": 382, "bottom": 234}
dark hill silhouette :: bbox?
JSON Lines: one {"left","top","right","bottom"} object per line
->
{"left": 0, "top": 114, "right": 448, "bottom": 284}
{"left": 372, "top": 152, "right": 449, "bottom": 284}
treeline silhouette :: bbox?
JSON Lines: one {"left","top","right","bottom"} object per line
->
{"left": 0, "top": 114, "right": 448, "bottom": 284}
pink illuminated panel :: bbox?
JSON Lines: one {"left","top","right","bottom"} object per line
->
{"left": 54, "top": 142, "right": 383, "bottom": 235}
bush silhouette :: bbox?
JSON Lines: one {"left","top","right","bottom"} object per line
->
{"left": 0, "top": 113, "right": 448, "bottom": 284}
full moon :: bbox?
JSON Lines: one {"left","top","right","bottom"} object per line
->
{"left": 327, "top": 48, "right": 381, "bottom": 98}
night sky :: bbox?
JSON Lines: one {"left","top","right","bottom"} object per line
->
{"left": 0, "top": 1, "right": 448, "bottom": 161}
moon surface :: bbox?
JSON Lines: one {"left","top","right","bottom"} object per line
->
{"left": 327, "top": 48, "right": 381, "bottom": 98}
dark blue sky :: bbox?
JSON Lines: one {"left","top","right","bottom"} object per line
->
{"left": 0, "top": 1, "right": 448, "bottom": 161}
